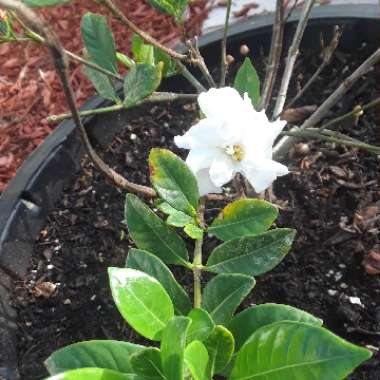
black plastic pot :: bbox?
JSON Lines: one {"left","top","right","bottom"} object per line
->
{"left": 0, "top": 4, "right": 379, "bottom": 379}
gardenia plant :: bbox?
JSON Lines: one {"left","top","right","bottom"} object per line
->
{"left": 0, "top": 0, "right": 377, "bottom": 379}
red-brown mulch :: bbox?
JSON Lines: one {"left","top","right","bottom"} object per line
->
{"left": 0, "top": 0, "right": 209, "bottom": 192}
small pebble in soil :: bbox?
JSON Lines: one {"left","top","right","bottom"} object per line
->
{"left": 328, "top": 289, "right": 338, "bottom": 296}
{"left": 348, "top": 296, "right": 365, "bottom": 308}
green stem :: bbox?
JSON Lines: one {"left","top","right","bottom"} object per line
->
{"left": 219, "top": 0, "right": 232, "bottom": 87}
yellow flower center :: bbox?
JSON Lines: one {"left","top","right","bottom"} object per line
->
{"left": 225, "top": 144, "right": 245, "bottom": 161}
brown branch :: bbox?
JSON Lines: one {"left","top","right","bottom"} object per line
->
{"left": 0, "top": 0, "right": 156, "bottom": 197}
{"left": 219, "top": 0, "right": 232, "bottom": 87}
{"left": 273, "top": 46, "right": 380, "bottom": 160}
{"left": 272, "top": 0, "right": 316, "bottom": 118}
{"left": 95, "top": 0, "right": 187, "bottom": 62}
{"left": 285, "top": 25, "right": 342, "bottom": 109}
{"left": 259, "top": 0, "right": 284, "bottom": 110}
{"left": 284, "top": 0, "right": 300, "bottom": 23}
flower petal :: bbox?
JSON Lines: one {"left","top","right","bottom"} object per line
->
{"left": 195, "top": 168, "right": 222, "bottom": 196}
{"left": 185, "top": 148, "right": 218, "bottom": 173}
{"left": 241, "top": 158, "right": 289, "bottom": 193}
{"left": 209, "top": 154, "right": 236, "bottom": 187}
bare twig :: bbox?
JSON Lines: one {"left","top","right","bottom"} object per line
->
{"left": 47, "top": 93, "right": 198, "bottom": 123}
{"left": 95, "top": 0, "right": 187, "bottom": 62}
{"left": 176, "top": 61, "right": 206, "bottom": 93}
{"left": 187, "top": 37, "right": 216, "bottom": 88}
{"left": 273, "top": 46, "right": 380, "bottom": 160}
{"left": 284, "top": 0, "right": 300, "bottom": 23}
{"left": 259, "top": 0, "right": 284, "bottom": 110}
{"left": 272, "top": 0, "right": 315, "bottom": 118}
{"left": 0, "top": 0, "right": 156, "bottom": 197}
{"left": 285, "top": 25, "right": 342, "bottom": 109}
{"left": 219, "top": 0, "right": 232, "bottom": 87}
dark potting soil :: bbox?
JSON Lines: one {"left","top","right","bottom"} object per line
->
{"left": 13, "top": 42, "right": 380, "bottom": 379}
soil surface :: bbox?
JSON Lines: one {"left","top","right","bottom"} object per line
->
{"left": 12, "top": 38, "right": 380, "bottom": 379}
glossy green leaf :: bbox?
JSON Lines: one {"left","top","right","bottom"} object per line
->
{"left": 108, "top": 268, "right": 174, "bottom": 340}
{"left": 202, "top": 273, "right": 255, "bottom": 325}
{"left": 187, "top": 308, "right": 215, "bottom": 343}
{"left": 206, "top": 228, "right": 296, "bottom": 276}
{"left": 154, "top": 48, "right": 177, "bottom": 77}
{"left": 45, "top": 340, "right": 143, "bottom": 375}
{"left": 234, "top": 57, "right": 261, "bottom": 107}
{"left": 81, "top": 13, "right": 118, "bottom": 74}
{"left": 228, "top": 303, "right": 323, "bottom": 351}
{"left": 148, "top": 0, "right": 187, "bottom": 22}
{"left": 83, "top": 65, "right": 119, "bottom": 102}
{"left": 166, "top": 210, "right": 194, "bottom": 227}
{"left": 204, "top": 325, "right": 234, "bottom": 375}
{"left": 184, "top": 224, "right": 203, "bottom": 240}
{"left": 155, "top": 200, "right": 177, "bottom": 216}
{"left": 130, "top": 347, "right": 165, "bottom": 380}
{"left": 149, "top": 148, "right": 199, "bottom": 215}
{"left": 132, "top": 34, "right": 155, "bottom": 65}
{"left": 184, "top": 340, "right": 209, "bottom": 380}
{"left": 123, "top": 64, "right": 161, "bottom": 107}
{"left": 208, "top": 199, "right": 278, "bottom": 241}
{"left": 125, "top": 194, "right": 189, "bottom": 266}
{"left": 22, "top": 0, "right": 69, "bottom": 7}
{"left": 230, "top": 321, "right": 372, "bottom": 380}
{"left": 116, "top": 52, "right": 135, "bottom": 68}
{"left": 126, "top": 249, "right": 191, "bottom": 315}
{"left": 160, "top": 316, "right": 191, "bottom": 380}
{"left": 44, "top": 368, "right": 136, "bottom": 380}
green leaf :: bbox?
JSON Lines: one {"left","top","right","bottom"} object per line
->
{"left": 22, "top": 0, "right": 69, "bottom": 7}
{"left": 230, "top": 321, "right": 372, "bottom": 380}
{"left": 184, "top": 224, "right": 203, "bottom": 240}
{"left": 228, "top": 303, "right": 323, "bottom": 351}
{"left": 83, "top": 65, "right": 120, "bottom": 102}
{"left": 234, "top": 57, "right": 261, "bottom": 107}
{"left": 149, "top": 148, "right": 199, "bottom": 215}
{"left": 204, "top": 325, "right": 234, "bottom": 375}
{"left": 126, "top": 249, "right": 191, "bottom": 315}
{"left": 130, "top": 347, "right": 165, "bottom": 380}
{"left": 184, "top": 340, "right": 209, "bottom": 380}
{"left": 125, "top": 194, "right": 189, "bottom": 266}
{"left": 208, "top": 199, "right": 278, "bottom": 241}
{"left": 132, "top": 34, "right": 155, "bottom": 65}
{"left": 116, "top": 52, "right": 135, "bottom": 68}
{"left": 160, "top": 316, "right": 191, "bottom": 380}
{"left": 167, "top": 211, "right": 194, "bottom": 227}
{"left": 123, "top": 64, "right": 162, "bottom": 107}
{"left": 206, "top": 228, "right": 296, "bottom": 276}
{"left": 81, "top": 13, "right": 118, "bottom": 74}
{"left": 202, "top": 273, "right": 255, "bottom": 325}
{"left": 45, "top": 340, "right": 144, "bottom": 375}
{"left": 187, "top": 308, "right": 215, "bottom": 343}
{"left": 154, "top": 48, "right": 177, "bottom": 77}
{"left": 155, "top": 200, "right": 177, "bottom": 216}
{"left": 44, "top": 368, "right": 136, "bottom": 380}
{"left": 148, "top": 0, "right": 188, "bottom": 22}
{"left": 108, "top": 268, "right": 174, "bottom": 340}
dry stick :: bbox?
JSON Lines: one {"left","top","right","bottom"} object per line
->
{"left": 176, "top": 61, "right": 206, "bottom": 93}
{"left": 10, "top": 11, "right": 123, "bottom": 81}
{"left": 284, "top": 0, "right": 300, "bottom": 23}
{"left": 219, "top": 0, "right": 232, "bottom": 87}
{"left": 95, "top": 0, "right": 186, "bottom": 61}
{"left": 272, "top": 0, "right": 315, "bottom": 119}
{"left": 285, "top": 25, "right": 342, "bottom": 109}
{"left": 259, "top": 0, "right": 284, "bottom": 110}
{"left": 0, "top": 0, "right": 156, "bottom": 197}
{"left": 47, "top": 93, "right": 198, "bottom": 123}
{"left": 273, "top": 46, "right": 380, "bottom": 160}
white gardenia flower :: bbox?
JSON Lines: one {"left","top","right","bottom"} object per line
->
{"left": 174, "top": 87, "right": 289, "bottom": 196}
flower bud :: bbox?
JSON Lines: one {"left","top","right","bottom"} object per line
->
{"left": 240, "top": 44, "right": 250, "bottom": 55}
{"left": 226, "top": 54, "right": 235, "bottom": 65}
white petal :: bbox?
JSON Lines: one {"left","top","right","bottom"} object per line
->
{"left": 174, "top": 118, "right": 222, "bottom": 150}
{"left": 195, "top": 168, "right": 222, "bottom": 196}
{"left": 185, "top": 148, "right": 218, "bottom": 173}
{"left": 198, "top": 87, "right": 245, "bottom": 120}
{"left": 241, "top": 158, "right": 288, "bottom": 193}
{"left": 209, "top": 154, "right": 236, "bottom": 187}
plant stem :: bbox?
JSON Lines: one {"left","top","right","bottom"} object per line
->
{"left": 47, "top": 92, "right": 197, "bottom": 122}
{"left": 193, "top": 197, "right": 206, "bottom": 308}
{"left": 219, "top": 0, "right": 232, "bottom": 87}
{"left": 95, "top": 0, "right": 186, "bottom": 61}
{"left": 273, "top": 46, "right": 380, "bottom": 160}
{"left": 259, "top": 0, "right": 284, "bottom": 110}
{"left": 272, "top": 0, "right": 315, "bottom": 119}
{"left": 176, "top": 61, "right": 206, "bottom": 93}
{"left": 10, "top": 10, "right": 123, "bottom": 81}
